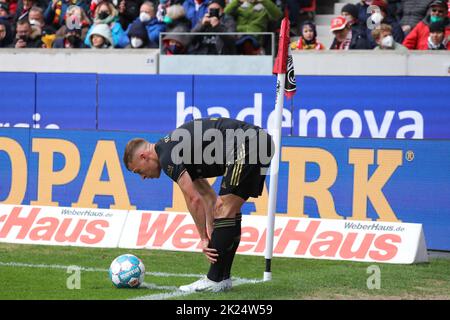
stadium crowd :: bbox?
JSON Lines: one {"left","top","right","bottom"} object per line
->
{"left": 0, "top": 0, "right": 448, "bottom": 52}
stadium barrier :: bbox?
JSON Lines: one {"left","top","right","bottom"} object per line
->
{"left": 0, "top": 128, "right": 448, "bottom": 251}
{"left": 0, "top": 204, "right": 428, "bottom": 264}
{"left": 1, "top": 73, "right": 449, "bottom": 138}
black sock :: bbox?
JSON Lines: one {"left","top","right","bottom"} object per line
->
{"left": 207, "top": 215, "right": 241, "bottom": 282}
{"left": 222, "top": 213, "right": 241, "bottom": 280}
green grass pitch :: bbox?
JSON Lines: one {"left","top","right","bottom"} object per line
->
{"left": 0, "top": 243, "right": 449, "bottom": 300}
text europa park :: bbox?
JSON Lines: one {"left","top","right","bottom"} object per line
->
{"left": 0, "top": 137, "right": 403, "bottom": 222}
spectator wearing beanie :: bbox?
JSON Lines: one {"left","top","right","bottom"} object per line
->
{"left": 342, "top": 3, "right": 369, "bottom": 40}
{"left": 427, "top": 20, "right": 448, "bottom": 49}
{"left": 127, "top": 19, "right": 150, "bottom": 48}
{"left": 403, "top": 0, "right": 450, "bottom": 50}
{"left": 0, "top": 2, "right": 10, "bottom": 19}
{"left": 330, "top": 15, "right": 371, "bottom": 50}
{"left": 53, "top": 22, "right": 87, "bottom": 47}
{"left": 0, "top": 18, "right": 14, "bottom": 47}
{"left": 292, "top": 21, "right": 325, "bottom": 50}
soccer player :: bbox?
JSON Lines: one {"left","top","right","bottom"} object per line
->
{"left": 123, "top": 117, "right": 274, "bottom": 292}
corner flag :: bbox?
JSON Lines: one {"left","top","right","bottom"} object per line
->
{"left": 264, "top": 15, "right": 296, "bottom": 281}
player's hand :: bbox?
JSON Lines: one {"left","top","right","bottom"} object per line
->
{"left": 201, "top": 239, "right": 218, "bottom": 264}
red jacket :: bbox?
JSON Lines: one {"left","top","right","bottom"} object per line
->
{"left": 403, "top": 19, "right": 450, "bottom": 50}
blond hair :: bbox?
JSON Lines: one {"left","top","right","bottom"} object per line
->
{"left": 166, "top": 4, "right": 186, "bottom": 20}
{"left": 371, "top": 23, "right": 392, "bottom": 40}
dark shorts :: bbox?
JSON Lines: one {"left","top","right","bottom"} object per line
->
{"left": 219, "top": 130, "right": 274, "bottom": 200}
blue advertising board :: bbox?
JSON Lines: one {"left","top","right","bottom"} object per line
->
{"left": 0, "top": 127, "right": 449, "bottom": 250}
{"left": 2, "top": 73, "right": 449, "bottom": 139}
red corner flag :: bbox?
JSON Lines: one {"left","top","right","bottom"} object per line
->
{"left": 273, "top": 15, "right": 296, "bottom": 99}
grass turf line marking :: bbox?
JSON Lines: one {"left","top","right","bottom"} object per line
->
{"left": 0, "top": 261, "right": 204, "bottom": 278}
{"left": 132, "top": 278, "right": 265, "bottom": 300}
{"left": 0, "top": 261, "right": 264, "bottom": 300}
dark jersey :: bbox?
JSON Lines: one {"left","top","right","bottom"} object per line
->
{"left": 155, "top": 118, "right": 262, "bottom": 183}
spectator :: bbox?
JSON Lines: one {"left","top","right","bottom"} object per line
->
{"left": 127, "top": 19, "right": 150, "bottom": 48}
{"left": 85, "top": 0, "right": 129, "bottom": 48}
{"left": 330, "top": 15, "right": 371, "bottom": 50}
{"left": 0, "top": 18, "right": 13, "bottom": 47}
{"left": 10, "top": 18, "right": 44, "bottom": 47}
{"left": 183, "top": 0, "right": 209, "bottom": 30}
{"left": 427, "top": 20, "right": 448, "bottom": 49}
{"left": 52, "top": 22, "right": 87, "bottom": 47}
{"left": 126, "top": 1, "right": 165, "bottom": 48}
{"left": 341, "top": 3, "right": 360, "bottom": 26}
{"left": 44, "top": 0, "right": 89, "bottom": 30}
{"left": 0, "top": 2, "right": 10, "bottom": 20}
{"left": 398, "top": 0, "right": 433, "bottom": 35}
{"left": 291, "top": 20, "right": 324, "bottom": 50}
{"left": 14, "top": 0, "right": 36, "bottom": 22}
{"left": 403, "top": 0, "right": 449, "bottom": 50}
{"left": 4, "top": 0, "right": 18, "bottom": 18}
{"left": 162, "top": 25, "right": 192, "bottom": 54}
{"left": 341, "top": 3, "right": 369, "bottom": 39}
{"left": 55, "top": 5, "right": 91, "bottom": 42}
{"left": 224, "top": 0, "right": 282, "bottom": 54}
{"left": 355, "top": 0, "right": 371, "bottom": 25}
{"left": 88, "top": 22, "right": 113, "bottom": 48}
{"left": 28, "top": 5, "right": 57, "bottom": 47}
{"left": 285, "top": 0, "right": 314, "bottom": 35}
{"left": 189, "top": 0, "right": 236, "bottom": 54}
{"left": 366, "top": 0, "right": 404, "bottom": 47}
{"left": 29, "top": 5, "right": 55, "bottom": 34}
{"left": 118, "top": 0, "right": 142, "bottom": 30}
{"left": 372, "top": 23, "right": 408, "bottom": 51}
{"left": 156, "top": 0, "right": 170, "bottom": 22}
{"left": 163, "top": 4, "right": 191, "bottom": 32}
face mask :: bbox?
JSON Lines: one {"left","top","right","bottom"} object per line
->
{"left": 163, "top": 15, "right": 173, "bottom": 24}
{"left": 167, "top": 44, "right": 181, "bottom": 54}
{"left": 29, "top": 19, "right": 40, "bottom": 26}
{"left": 381, "top": 35, "right": 394, "bottom": 48}
{"left": 430, "top": 15, "right": 444, "bottom": 23}
{"left": 371, "top": 12, "right": 383, "bottom": 25}
{"left": 131, "top": 37, "right": 143, "bottom": 48}
{"left": 140, "top": 12, "right": 151, "bottom": 22}
{"left": 98, "top": 11, "right": 109, "bottom": 20}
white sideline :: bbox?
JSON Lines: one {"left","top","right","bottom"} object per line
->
{"left": 0, "top": 261, "right": 204, "bottom": 278}
{"left": 132, "top": 278, "right": 265, "bottom": 300}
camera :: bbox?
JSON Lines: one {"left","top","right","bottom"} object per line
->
{"left": 209, "top": 8, "right": 220, "bottom": 18}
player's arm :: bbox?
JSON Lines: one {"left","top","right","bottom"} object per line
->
{"left": 192, "top": 178, "right": 217, "bottom": 239}
{"left": 177, "top": 171, "right": 218, "bottom": 263}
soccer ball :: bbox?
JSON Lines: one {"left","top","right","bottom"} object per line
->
{"left": 109, "top": 254, "right": 145, "bottom": 288}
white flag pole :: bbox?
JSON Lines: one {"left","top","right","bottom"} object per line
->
{"left": 264, "top": 73, "right": 286, "bottom": 282}
{"left": 263, "top": 14, "right": 291, "bottom": 282}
